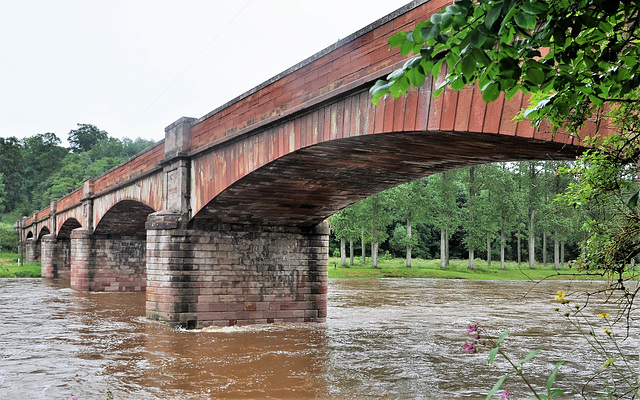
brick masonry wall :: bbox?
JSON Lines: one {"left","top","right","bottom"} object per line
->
{"left": 92, "top": 234, "right": 146, "bottom": 292}
{"left": 70, "top": 229, "right": 146, "bottom": 292}
{"left": 146, "top": 212, "right": 328, "bottom": 329}
{"left": 41, "top": 235, "right": 56, "bottom": 278}
{"left": 41, "top": 236, "right": 72, "bottom": 279}
{"left": 25, "top": 239, "right": 39, "bottom": 262}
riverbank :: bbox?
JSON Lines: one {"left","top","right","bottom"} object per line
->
{"left": 0, "top": 251, "right": 615, "bottom": 281}
{"left": 0, "top": 252, "right": 40, "bottom": 278}
{"left": 327, "top": 257, "right": 610, "bottom": 281}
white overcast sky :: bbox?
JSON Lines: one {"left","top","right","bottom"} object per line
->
{"left": 0, "top": 1, "right": 411, "bottom": 145}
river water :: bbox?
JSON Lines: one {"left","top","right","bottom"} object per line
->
{"left": 0, "top": 278, "right": 637, "bottom": 399}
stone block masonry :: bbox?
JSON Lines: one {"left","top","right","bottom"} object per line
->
{"left": 146, "top": 211, "right": 328, "bottom": 329}
{"left": 70, "top": 228, "right": 146, "bottom": 292}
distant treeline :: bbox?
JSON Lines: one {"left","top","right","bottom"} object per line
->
{"left": 0, "top": 124, "right": 156, "bottom": 220}
{"left": 329, "top": 162, "right": 583, "bottom": 270}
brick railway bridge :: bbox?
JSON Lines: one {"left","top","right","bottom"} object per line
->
{"left": 15, "top": 0, "right": 603, "bottom": 329}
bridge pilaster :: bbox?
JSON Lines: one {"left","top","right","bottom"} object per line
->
{"left": 161, "top": 117, "right": 196, "bottom": 217}
{"left": 81, "top": 178, "right": 94, "bottom": 232}
{"left": 49, "top": 199, "right": 57, "bottom": 239}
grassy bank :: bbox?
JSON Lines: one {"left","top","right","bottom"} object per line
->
{"left": 327, "top": 257, "right": 610, "bottom": 281}
{"left": 0, "top": 252, "right": 41, "bottom": 278}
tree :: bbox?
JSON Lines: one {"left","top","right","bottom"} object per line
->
{"left": 360, "top": 193, "right": 392, "bottom": 268}
{"left": 329, "top": 207, "right": 360, "bottom": 266}
{"left": 490, "top": 163, "right": 521, "bottom": 269}
{"left": 0, "top": 173, "right": 6, "bottom": 213}
{"left": 388, "top": 178, "right": 429, "bottom": 267}
{"left": 0, "top": 137, "right": 25, "bottom": 212}
{"left": 429, "top": 170, "right": 462, "bottom": 269}
{"left": 68, "top": 124, "right": 108, "bottom": 153}
{"left": 21, "top": 132, "right": 68, "bottom": 209}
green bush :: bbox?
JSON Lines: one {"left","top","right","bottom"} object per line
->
{"left": 0, "top": 222, "right": 17, "bottom": 252}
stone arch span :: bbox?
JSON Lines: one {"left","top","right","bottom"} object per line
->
{"left": 94, "top": 200, "right": 156, "bottom": 235}
{"left": 72, "top": 200, "right": 155, "bottom": 292}
{"left": 37, "top": 226, "right": 51, "bottom": 239}
{"left": 190, "top": 87, "right": 584, "bottom": 228}
{"left": 57, "top": 218, "right": 82, "bottom": 239}
{"left": 42, "top": 218, "right": 82, "bottom": 280}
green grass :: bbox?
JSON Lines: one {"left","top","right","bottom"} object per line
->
{"left": 327, "top": 256, "right": 613, "bottom": 281}
{"left": 0, "top": 252, "right": 41, "bottom": 278}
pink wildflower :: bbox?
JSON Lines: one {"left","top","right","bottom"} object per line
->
{"left": 464, "top": 341, "right": 476, "bottom": 353}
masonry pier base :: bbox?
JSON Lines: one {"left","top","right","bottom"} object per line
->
{"left": 41, "top": 235, "right": 71, "bottom": 279}
{"left": 145, "top": 211, "right": 329, "bottom": 329}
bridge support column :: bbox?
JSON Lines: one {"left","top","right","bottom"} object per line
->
{"left": 145, "top": 211, "right": 329, "bottom": 329}
{"left": 25, "top": 238, "right": 39, "bottom": 262}
{"left": 70, "top": 228, "right": 95, "bottom": 291}
{"left": 41, "top": 234, "right": 60, "bottom": 278}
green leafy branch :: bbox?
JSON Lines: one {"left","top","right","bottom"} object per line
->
{"left": 486, "top": 330, "right": 565, "bottom": 400}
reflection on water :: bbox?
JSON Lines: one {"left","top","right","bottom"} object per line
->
{"left": 0, "top": 278, "right": 636, "bottom": 399}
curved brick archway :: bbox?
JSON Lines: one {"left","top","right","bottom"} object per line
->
{"left": 57, "top": 218, "right": 82, "bottom": 239}
{"left": 94, "top": 200, "right": 156, "bottom": 235}
{"left": 37, "top": 226, "right": 51, "bottom": 239}
{"left": 190, "top": 129, "right": 581, "bottom": 227}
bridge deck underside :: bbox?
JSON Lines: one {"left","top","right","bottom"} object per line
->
{"left": 192, "top": 130, "right": 581, "bottom": 227}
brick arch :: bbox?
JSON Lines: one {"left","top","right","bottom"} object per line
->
{"left": 37, "top": 226, "right": 51, "bottom": 240}
{"left": 189, "top": 80, "right": 585, "bottom": 227}
{"left": 190, "top": 129, "right": 582, "bottom": 227}
{"left": 26, "top": 231, "right": 34, "bottom": 239}
{"left": 57, "top": 218, "right": 82, "bottom": 239}
{"left": 94, "top": 200, "right": 156, "bottom": 235}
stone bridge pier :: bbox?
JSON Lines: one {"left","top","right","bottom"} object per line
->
{"left": 145, "top": 212, "right": 329, "bottom": 329}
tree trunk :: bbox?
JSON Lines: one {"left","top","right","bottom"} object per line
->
{"left": 361, "top": 228, "right": 366, "bottom": 264}
{"left": 468, "top": 166, "right": 476, "bottom": 271}
{"left": 528, "top": 162, "right": 537, "bottom": 269}
{"left": 445, "top": 229, "right": 450, "bottom": 267}
{"left": 486, "top": 235, "right": 492, "bottom": 267}
{"left": 517, "top": 217, "right": 522, "bottom": 265}
{"left": 340, "top": 237, "right": 346, "bottom": 267}
{"left": 529, "top": 208, "right": 536, "bottom": 269}
{"left": 500, "top": 228, "right": 506, "bottom": 270}
{"left": 542, "top": 230, "right": 547, "bottom": 267}
{"left": 349, "top": 240, "right": 354, "bottom": 266}
{"left": 371, "top": 225, "right": 379, "bottom": 268}
{"left": 561, "top": 241, "right": 565, "bottom": 265}
{"left": 554, "top": 235, "right": 560, "bottom": 270}
{"left": 440, "top": 227, "right": 447, "bottom": 269}
{"left": 371, "top": 240, "right": 379, "bottom": 268}
{"left": 406, "top": 218, "right": 412, "bottom": 268}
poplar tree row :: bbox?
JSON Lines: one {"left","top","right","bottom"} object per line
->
{"left": 329, "top": 161, "right": 583, "bottom": 270}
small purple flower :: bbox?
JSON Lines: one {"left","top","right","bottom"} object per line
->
{"left": 468, "top": 323, "right": 479, "bottom": 334}
{"left": 464, "top": 341, "right": 476, "bottom": 353}
{"left": 500, "top": 389, "right": 510, "bottom": 399}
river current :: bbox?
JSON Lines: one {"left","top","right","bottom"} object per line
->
{"left": 0, "top": 278, "right": 637, "bottom": 399}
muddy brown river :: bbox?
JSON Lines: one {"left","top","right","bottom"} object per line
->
{"left": 0, "top": 278, "right": 637, "bottom": 399}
